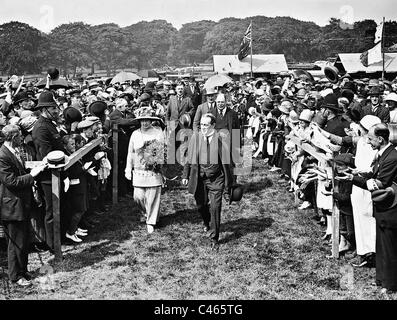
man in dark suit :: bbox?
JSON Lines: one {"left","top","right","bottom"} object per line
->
{"left": 183, "top": 76, "right": 201, "bottom": 108}
{"left": 105, "top": 97, "right": 139, "bottom": 198}
{"left": 341, "top": 123, "right": 397, "bottom": 292}
{"left": 32, "top": 91, "right": 65, "bottom": 252}
{"left": 182, "top": 113, "right": 233, "bottom": 250}
{"left": 193, "top": 87, "right": 218, "bottom": 132}
{"left": 356, "top": 86, "right": 390, "bottom": 123}
{"left": 0, "top": 124, "right": 46, "bottom": 286}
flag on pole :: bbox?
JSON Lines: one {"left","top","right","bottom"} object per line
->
{"left": 374, "top": 21, "right": 384, "bottom": 44}
{"left": 360, "top": 41, "right": 383, "bottom": 67}
{"left": 360, "top": 21, "right": 384, "bottom": 67}
{"left": 237, "top": 23, "right": 252, "bottom": 61}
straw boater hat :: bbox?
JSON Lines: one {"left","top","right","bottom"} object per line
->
{"left": 43, "top": 150, "right": 70, "bottom": 169}
{"left": 371, "top": 182, "right": 397, "bottom": 211}
{"left": 278, "top": 100, "right": 293, "bottom": 115}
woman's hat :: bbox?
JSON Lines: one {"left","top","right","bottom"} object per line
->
{"left": 88, "top": 101, "right": 107, "bottom": 117}
{"left": 19, "top": 115, "right": 38, "bottom": 133}
{"left": 63, "top": 107, "right": 83, "bottom": 124}
{"left": 134, "top": 107, "right": 162, "bottom": 122}
{"left": 288, "top": 110, "right": 300, "bottom": 124}
{"left": 298, "top": 109, "right": 314, "bottom": 122}
{"left": 278, "top": 100, "right": 292, "bottom": 115}
{"left": 372, "top": 183, "right": 397, "bottom": 211}
{"left": 43, "top": 150, "right": 70, "bottom": 169}
{"left": 360, "top": 115, "right": 381, "bottom": 131}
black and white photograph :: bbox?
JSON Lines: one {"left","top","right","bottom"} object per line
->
{"left": 1, "top": 0, "right": 397, "bottom": 305}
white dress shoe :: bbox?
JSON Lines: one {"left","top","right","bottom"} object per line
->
{"left": 77, "top": 228, "right": 88, "bottom": 233}
{"left": 147, "top": 225, "right": 154, "bottom": 234}
{"left": 66, "top": 233, "right": 82, "bottom": 243}
{"left": 16, "top": 278, "right": 32, "bottom": 287}
{"left": 75, "top": 230, "right": 88, "bottom": 237}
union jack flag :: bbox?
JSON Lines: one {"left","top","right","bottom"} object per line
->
{"left": 237, "top": 23, "right": 252, "bottom": 61}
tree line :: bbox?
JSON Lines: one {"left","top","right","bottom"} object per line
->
{"left": 1, "top": 16, "right": 397, "bottom": 76}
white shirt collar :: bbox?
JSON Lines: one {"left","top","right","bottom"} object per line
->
{"left": 218, "top": 108, "right": 226, "bottom": 116}
{"left": 378, "top": 142, "right": 393, "bottom": 157}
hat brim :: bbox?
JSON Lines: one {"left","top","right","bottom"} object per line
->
{"left": 372, "top": 183, "right": 397, "bottom": 210}
{"left": 43, "top": 155, "right": 70, "bottom": 169}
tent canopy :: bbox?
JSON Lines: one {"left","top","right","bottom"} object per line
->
{"left": 213, "top": 54, "right": 288, "bottom": 75}
{"left": 336, "top": 53, "right": 397, "bottom": 74}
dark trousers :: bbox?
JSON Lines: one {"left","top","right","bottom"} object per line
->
{"left": 41, "top": 182, "right": 54, "bottom": 250}
{"left": 4, "top": 220, "right": 29, "bottom": 282}
{"left": 375, "top": 222, "right": 397, "bottom": 291}
{"left": 340, "top": 211, "right": 355, "bottom": 247}
{"left": 194, "top": 173, "right": 224, "bottom": 242}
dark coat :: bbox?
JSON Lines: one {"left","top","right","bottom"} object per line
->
{"left": 32, "top": 115, "right": 65, "bottom": 182}
{"left": 0, "top": 145, "right": 34, "bottom": 222}
{"left": 360, "top": 102, "right": 390, "bottom": 124}
{"left": 166, "top": 95, "right": 196, "bottom": 124}
{"left": 184, "top": 85, "right": 201, "bottom": 108}
{"left": 353, "top": 144, "right": 397, "bottom": 227}
{"left": 182, "top": 131, "right": 233, "bottom": 195}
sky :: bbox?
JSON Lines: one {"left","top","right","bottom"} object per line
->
{"left": 0, "top": 0, "right": 395, "bottom": 33}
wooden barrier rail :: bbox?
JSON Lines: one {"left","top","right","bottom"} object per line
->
{"left": 288, "top": 136, "right": 340, "bottom": 259}
{"left": 25, "top": 135, "right": 119, "bottom": 263}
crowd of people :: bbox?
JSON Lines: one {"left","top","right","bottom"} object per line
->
{"left": 1, "top": 67, "right": 397, "bottom": 294}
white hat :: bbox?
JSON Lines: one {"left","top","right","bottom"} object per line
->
{"left": 299, "top": 109, "right": 314, "bottom": 122}
{"left": 385, "top": 92, "right": 397, "bottom": 103}
{"left": 360, "top": 115, "right": 381, "bottom": 131}
{"left": 255, "top": 89, "right": 265, "bottom": 96}
{"left": 248, "top": 107, "right": 257, "bottom": 116}
{"left": 321, "top": 88, "right": 334, "bottom": 97}
{"left": 43, "top": 150, "right": 70, "bottom": 169}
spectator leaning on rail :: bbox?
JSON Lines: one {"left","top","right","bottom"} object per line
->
{"left": 31, "top": 90, "right": 65, "bottom": 253}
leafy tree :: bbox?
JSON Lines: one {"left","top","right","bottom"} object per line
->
{"left": 124, "top": 20, "right": 178, "bottom": 69}
{"left": 91, "top": 23, "right": 139, "bottom": 76}
{"left": 0, "top": 21, "right": 46, "bottom": 75}
{"left": 48, "top": 22, "right": 93, "bottom": 77}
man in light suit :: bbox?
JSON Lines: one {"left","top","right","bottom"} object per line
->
{"left": 182, "top": 113, "right": 233, "bottom": 250}
{"left": 166, "top": 83, "right": 196, "bottom": 129}
{"left": 193, "top": 87, "right": 218, "bottom": 132}
{"left": 0, "top": 125, "right": 46, "bottom": 286}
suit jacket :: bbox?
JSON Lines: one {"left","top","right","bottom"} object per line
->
{"left": 360, "top": 103, "right": 390, "bottom": 123}
{"left": 0, "top": 145, "right": 34, "bottom": 222}
{"left": 182, "top": 131, "right": 233, "bottom": 195}
{"left": 184, "top": 85, "right": 201, "bottom": 107}
{"left": 166, "top": 95, "right": 196, "bottom": 125}
{"left": 193, "top": 101, "right": 217, "bottom": 131}
{"left": 353, "top": 144, "right": 397, "bottom": 227}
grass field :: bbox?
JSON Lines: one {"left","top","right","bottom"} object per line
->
{"left": 0, "top": 158, "right": 396, "bottom": 300}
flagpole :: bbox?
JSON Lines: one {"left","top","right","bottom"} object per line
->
{"left": 250, "top": 20, "right": 253, "bottom": 78}
{"left": 382, "top": 17, "right": 385, "bottom": 80}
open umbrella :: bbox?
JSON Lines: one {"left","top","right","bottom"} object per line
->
{"left": 138, "top": 69, "right": 159, "bottom": 78}
{"left": 203, "top": 74, "right": 233, "bottom": 90}
{"left": 35, "top": 77, "right": 73, "bottom": 89}
{"left": 110, "top": 71, "right": 141, "bottom": 84}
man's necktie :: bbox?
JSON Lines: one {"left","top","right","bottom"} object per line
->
{"left": 206, "top": 137, "right": 211, "bottom": 164}
{"left": 14, "top": 148, "right": 25, "bottom": 167}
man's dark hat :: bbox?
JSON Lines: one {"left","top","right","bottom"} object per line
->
{"left": 69, "top": 89, "right": 81, "bottom": 96}
{"left": 13, "top": 91, "right": 30, "bottom": 104}
{"left": 33, "top": 91, "right": 58, "bottom": 110}
{"left": 229, "top": 184, "right": 244, "bottom": 204}
{"left": 119, "top": 93, "right": 134, "bottom": 102}
{"left": 342, "top": 81, "right": 356, "bottom": 93}
{"left": 368, "top": 86, "right": 381, "bottom": 96}
{"left": 341, "top": 89, "right": 355, "bottom": 104}
{"left": 47, "top": 67, "right": 60, "bottom": 80}
{"left": 322, "top": 93, "right": 342, "bottom": 113}
{"left": 63, "top": 106, "right": 83, "bottom": 123}
{"left": 88, "top": 101, "right": 107, "bottom": 117}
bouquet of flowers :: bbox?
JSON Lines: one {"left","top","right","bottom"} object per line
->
{"left": 136, "top": 139, "right": 166, "bottom": 173}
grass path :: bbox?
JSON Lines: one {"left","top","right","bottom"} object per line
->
{"left": 1, "top": 159, "right": 395, "bottom": 300}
